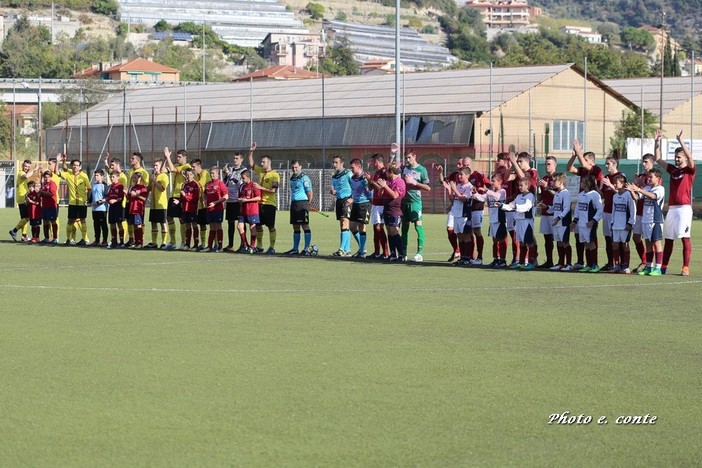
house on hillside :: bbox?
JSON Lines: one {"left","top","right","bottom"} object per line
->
{"left": 233, "top": 65, "right": 322, "bottom": 81}
{"left": 560, "top": 26, "right": 603, "bottom": 44}
{"left": 465, "top": 0, "right": 540, "bottom": 29}
{"left": 72, "top": 58, "right": 180, "bottom": 83}
{"left": 261, "top": 32, "right": 325, "bottom": 69}
{"left": 639, "top": 25, "right": 681, "bottom": 62}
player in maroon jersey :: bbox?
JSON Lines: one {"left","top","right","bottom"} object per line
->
{"left": 39, "top": 171, "right": 59, "bottom": 243}
{"left": 655, "top": 130, "right": 696, "bottom": 276}
{"left": 378, "top": 163, "right": 407, "bottom": 261}
{"left": 493, "top": 152, "right": 520, "bottom": 264}
{"left": 631, "top": 153, "right": 656, "bottom": 272}
{"left": 435, "top": 157, "right": 465, "bottom": 261}
{"left": 504, "top": 152, "right": 539, "bottom": 265}
{"left": 126, "top": 172, "right": 148, "bottom": 248}
{"left": 204, "top": 167, "right": 229, "bottom": 252}
{"left": 366, "top": 153, "right": 390, "bottom": 259}
{"left": 599, "top": 153, "right": 626, "bottom": 271}
{"left": 536, "top": 156, "right": 557, "bottom": 268}
{"left": 237, "top": 169, "right": 262, "bottom": 253}
{"left": 466, "top": 157, "right": 491, "bottom": 265}
{"left": 106, "top": 172, "right": 125, "bottom": 248}
{"left": 25, "top": 181, "right": 42, "bottom": 243}
{"left": 178, "top": 168, "right": 201, "bottom": 251}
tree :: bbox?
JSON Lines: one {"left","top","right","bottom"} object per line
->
{"left": 620, "top": 27, "right": 655, "bottom": 51}
{"left": 305, "top": 2, "right": 325, "bottom": 20}
{"left": 609, "top": 108, "right": 658, "bottom": 158}
{"left": 154, "top": 20, "right": 172, "bottom": 32}
{"left": 92, "top": 0, "right": 119, "bottom": 16}
{"left": 319, "top": 38, "right": 358, "bottom": 76}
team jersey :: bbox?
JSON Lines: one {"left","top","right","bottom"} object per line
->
{"left": 402, "top": 164, "right": 430, "bottom": 203}
{"left": 195, "top": 170, "right": 211, "bottom": 209}
{"left": 253, "top": 165, "right": 280, "bottom": 206}
{"left": 384, "top": 177, "right": 406, "bottom": 217}
{"left": 574, "top": 190, "right": 603, "bottom": 226}
{"left": 180, "top": 180, "right": 200, "bottom": 215}
{"left": 171, "top": 163, "right": 191, "bottom": 198}
{"left": 371, "top": 168, "right": 388, "bottom": 206}
{"left": 576, "top": 165, "right": 604, "bottom": 191}
{"left": 106, "top": 183, "right": 125, "bottom": 207}
{"left": 290, "top": 172, "right": 312, "bottom": 202}
{"left": 539, "top": 174, "right": 556, "bottom": 216}
{"left": 350, "top": 173, "right": 371, "bottom": 204}
{"left": 641, "top": 185, "right": 665, "bottom": 224}
{"left": 59, "top": 170, "right": 91, "bottom": 205}
{"left": 152, "top": 172, "right": 170, "bottom": 210}
{"left": 479, "top": 189, "right": 507, "bottom": 225}
{"left": 127, "top": 184, "right": 148, "bottom": 216}
{"left": 611, "top": 190, "right": 636, "bottom": 230}
{"left": 91, "top": 183, "right": 108, "bottom": 212}
{"left": 549, "top": 189, "right": 572, "bottom": 226}
{"left": 666, "top": 165, "right": 696, "bottom": 206}
{"left": 205, "top": 179, "right": 228, "bottom": 212}
{"left": 128, "top": 167, "right": 150, "bottom": 189}
{"left": 331, "top": 169, "right": 352, "bottom": 199}
{"left": 239, "top": 182, "right": 261, "bottom": 217}
{"left": 40, "top": 180, "right": 58, "bottom": 209}
{"left": 503, "top": 192, "right": 535, "bottom": 220}
{"left": 26, "top": 191, "right": 41, "bottom": 219}
{"left": 469, "top": 170, "right": 491, "bottom": 210}
{"left": 634, "top": 172, "right": 648, "bottom": 216}
{"left": 449, "top": 182, "right": 474, "bottom": 218}
{"left": 108, "top": 171, "right": 129, "bottom": 207}
{"left": 225, "top": 165, "right": 247, "bottom": 202}
{"left": 602, "top": 172, "right": 625, "bottom": 213}
{"left": 16, "top": 170, "right": 30, "bottom": 204}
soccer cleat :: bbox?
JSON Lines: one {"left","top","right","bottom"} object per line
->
{"left": 386, "top": 254, "right": 397, "bottom": 262}
{"left": 469, "top": 258, "right": 483, "bottom": 266}
{"left": 572, "top": 263, "right": 584, "bottom": 271}
{"left": 50, "top": 239, "right": 59, "bottom": 245}
{"left": 9, "top": 230, "right": 19, "bottom": 242}
{"left": 332, "top": 249, "right": 345, "bottom": 257}
{"left": 301, "top": 250, "right": 312, "bottom": 256}
{"left": 254, "top": 247, "right": 264, "bottom": 254}
{"left": 285, "top": 249, "right": 300, "bottom": 255}
{"left": 189, "top": 246, "right": 198, "bottom": 252}
{"left": 144, "top": 243, "right": 157, "bottom": 249}
{"left": 600, "top": 264, "right": 613, "bottom": 272}
{"left": 107, "top": 243, "right": 113, "bottom": 249}
{"left": 179, "top": 243, "right": 186, "bottom": 250}
{"left": 648, "top": 268, "right": 662, "bottom": 276}
{"left": 89, "top": 241, "right": 100, "bottom": 247}
{"left": 522, "top": 263, "right": 535, "bottom": 271}
{"left": 681, "top": 266, "right": 690, "bottom": 277}
{"left": 197, "top": 245, "right": 206, "bottom": 252}
{"left": 368, "top": 253, "right": 383, "bottom": 260}
{"left": 212, "top": 246, "right": 220, "bottom": 253}
{"left": 660, "top": 267, "right": 667, "bottom": 275}
{"left": 632, "top": 262, "right": 646, "bottom": 274}
{"left": 133, "top": 244, "right": 143, "bottom": 250}
{"left": 448, "top": 252, "right": 460, "bottom": 262}
{"left": 560, "top": 265, "right": 573, "bottom": 272}
{"left": 202, "top": 247, "right": 212, "bottom": 252}
{"left": 538, "top": 261, "right": 554, "bottom": 269}
{"left": 579, "top": 266, "right": 592, "bottom": 273}
{"left": 222, "top": 246, "right": 233, "bottom": 252}
{"left": 413, "top": 253, "right": 424, "bottom": 262}
{"left": 396, "top": 255, "right": 408, "bottom": 263}
{"left": 265, "top": 247, "right": 276, "bottom": 255}
{"left": 610, "top": 265, "right": 621, "bottom": 273}
{"left": 76, "top": 239, "right": 87, "bottom": 246}
{"left": 549, "top": 264, "right": 563, "bottom": 271}
{"left": 236, "top": 245, "right": 248, "bottom": 253}
{"left": 41, "top": 238, "right": 49, "bottom": 244}
{"left": 619, "top": 268, "right": 632, "bottom": 274}
{"left": 638, "top": 267, "right": 651, "bottom": 276}
{"left": 589, "top": 265, "right": 601, "bottom": 273}
{"left": 509, "top": 262, "right": 521, "bottom": 270}
{"left": 160, "top": 244, "right": 168, "bottom": 250}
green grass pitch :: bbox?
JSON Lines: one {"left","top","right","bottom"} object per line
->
{"left": 1, "top": 208, "right": 701, "bottom": 466}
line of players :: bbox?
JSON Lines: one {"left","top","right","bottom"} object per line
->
{"left": 427, "top": 130, "right": 695, "bottom": 275}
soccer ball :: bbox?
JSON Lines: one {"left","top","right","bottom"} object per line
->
{"left": 309, "top": 244, "right": 319, "bottom": 256}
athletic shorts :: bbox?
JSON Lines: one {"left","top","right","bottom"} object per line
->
{"left": 18, "top": 203, "right": 28, "bottom": 219}
{"left": 225, "top": 202, "right": 241, "bottom": 222}
{"left": 238, "top": 214, "right": 260, "bottom": 225}
{"left": 633, "top": 215, "right": 643, "bottom": 235}
{"left": 401, "top": 199, "right": 422, "bottom": 223}
{"left": 127, "top": 213, "right": 144, "bottom": 226}
{"left": 68, "top": 205, "right": 87, "bottom": 220}
{"left": 167, "top": 197, "right": 183, "bottom": 218}
{"left": 260, "top": 204, "right": 276, "bottom": 228}
{"left": 553, "top": 224, "right": 570, "bottom": 244}
{"left": 384, "top": 213, "right": 402, "bottom": 228}
{"left": 471, "top": 210, "right": 484, "bottom": 229}
{"left": 505, "top": 211, "right": 516, "bottom": 231}
{"left": 182, "top": 213, "right": 198, "bottom": 223}
{"left": 42, "top": 207, "right": 58, "bottom": 222}
{"left": 290, "top": 200, "right": 309, "bottom": 225}
{"left": 515, "top": 219, "right": 535, "bottom": 244}
{"left": 445, "top": 211, "right": 455, "bottom": 229}
{"left": 206, "top": 210, "right": 224, "bottom": 224}
{"left": 664, "top": 205, "right": 692, "bottom": 239}
{"left": 612, "top": 228, "right": 632, "bottom": 243}
{"left": 108, "top": 204, "right": 124, "bottom": 224}
{"left": 350, "top": 202, "right": 371, "bottom": 224}
{"left": 643, "top": 222, "right": 664, "bottom": 242}
{"left": 371, "top": 205, "right": 385, "bottom": 225}
{"left": 489, "top": 221, "right": 507, "bottom": 240}
{"left": 29, "top": 218, "right": 42, "bottom": 227}
{"left": 602, "top": 212, "right": 613, "bottom": 237}
{"left": 149, "top": 208, "right": 167, "bottom": 224}
{"left": 197, "top": 208, "right": 208, "bottom": 226}
{"left": 539, "top": 215, "right": 554, "bottom": 235}
{"left": 335, "top": 198, "right": 352, "bottom": 220}
{"left": 454, "top": 216, "right": 470, "bottom": 234}
{"left": 577, "top": 222, "right": 598, "bottom": 244}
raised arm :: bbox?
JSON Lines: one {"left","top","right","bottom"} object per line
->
{"left": 247, "top": 142, "right": 257, "bottom": 170}
{"left": 653, "top": 129, "right": 669, "bottom": 171}
{"left": 676, "top": 130, "right": 695, "bottom": 170}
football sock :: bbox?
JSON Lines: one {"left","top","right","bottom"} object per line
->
{"left": 359, "top": 232, "right": 367, "bottom": 253}
{"left": 661, "top": 239, "right": 674, "bottom": 269}
{"left": 634, "top": 239, "right": 645, "bottom": 263}
{"left": 192, "top": 226, "right": 199, "bottom": 246}
{"left": 249, "top": 231, "right": 257, "bottom": 248}
{"left": 110, "top": 226, "right": 117, "bottom": 244}
{"left": 621, "top": 247, "right": 630, "bottom": 268}
{"left": 519, "top": 243, "right": 527, "bottom": 264}
{"left": 510, "top": 231, "right": 518, "bottom": 260}
{"left": 239, "top": 231, "right": 248, "bottom": 247}
{"left": 564, "top": 245, "right": 572, "bottom": 266}
{"left": 415, "top": 224, "right": 425, "bottom": 253}
{"left": 168, "top": 221, "right": 176, "bottom": 244}
{"left": 44, "top": 223, "right": 50, "bottom": 239}
{"left": 401, "top": 222, "right": 410, "bottom": 253}
{"left": 217, "top": 229, "right": 223, "bottom": 248}
{"left": 180, "top": 223, "right": 186, "bottom": 245}
{"left": 256, "top": 228, "right": 264, "bottom": 247}
{"left": 208, "top": 230, "right": 215, "bottom": 249}
{"left": 447, "top": 228, "right": 458, "bottom": 253}
{"left": 605, "top": 236, "right": 613, "bottom": 265}
{"left": 151, "top": 228, "right": 158, "bottom": 245}
{"left": 576, "top": 241, "right": 584, "bottom": 264}
{"left": 341, "top": 229, "right": 351, "bottom": 252}
{"left": 682, "top": 238, "right": 692, "bottom": 268}
{"left": 655, "top": 251, "right": 663, "bottom": 268}
{"left": 352, "top": 230, "right": 361, "bottom": 248}
{"left": 185, "top": 227, "right": 192, "bottom": 247}
{"left": 475, "top": 234, "right": 484, "bottom": 259}
{"left": 122, "top": 221, "right": 129, "bottom": 241}
{"left": 66, "top": 222, "right": 73, "bottom": 241}
{"left": 293, "top": 232, "right": 301, "bottom": 251}
{"left": 556, "top": 245, "right": 564, "bottom": 265}
{"left": 162, "top": 229, "right": 169, "bottom": 246}
{"left": 14, "top": 218, "right": 28, "bottom": 232}
{"left": 128, "top": 224, "right": 134, "bottom": 243}
{"left": 200, "top": 226, "right": 207, "bottom": 246}
{"left": 227, "top": 222, "right": 235, "bottom": 247}
{"left": 54, "top": 218, "right": 60, "bottom": 240}
{"left": 498, "top": 238, "right": 507, "bottom": 260}
{"left": 544, "top": 234, "right": 554, "bottom": 263}
{"left": 304, "top": 230, "right": 312, "bottom": 250}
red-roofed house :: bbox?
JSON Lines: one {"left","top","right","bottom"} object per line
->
{"left": 72, "top": 58, "right": 180, "bottom": 82}
{"left": 234, "top": 65, "right": 322, "bottom": 82}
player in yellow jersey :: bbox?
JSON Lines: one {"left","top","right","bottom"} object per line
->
{"left": 191, "top": 159, "right": 211, "bottom": 251}
{"left": 146, "top": 158, "right": 170, "bottom": 249}
{"left": 164, "top": 147, "right": 191, "bottom": 250}
{"left": 9, "top": 159, "right": 38, "bottom": 242}
{"left": 126, "top": 152, "right": 151, "bottom": 246}
{"left": 247, "top": 142, "right": 280, "bottom": 254}
{"left": 56, "top": 154, "right": 91, "bottom": 245}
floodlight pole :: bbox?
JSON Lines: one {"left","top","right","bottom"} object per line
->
{"left": 12, "top": 80, "right": 16, "bottom": 161}
{"left": 38, "top": 76, "right": 43, "bottom": 160}
{"left": 659, "top": 12, "right": 666, "bottom": 130}
{"left": 394, "top": 0, "right": 401, "bottom": 163}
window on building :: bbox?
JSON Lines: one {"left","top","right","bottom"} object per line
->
{"left": 553, "top": 120, "right": 584, "bottom": 151}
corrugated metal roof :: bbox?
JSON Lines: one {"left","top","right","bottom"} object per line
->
{"left": 63, "top": 64, "right": 595, "bottom": 127}
{"left": 604, "top": 76, "right": 702, "bottom": 115}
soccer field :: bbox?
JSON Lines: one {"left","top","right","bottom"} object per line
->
{"left": 1, "top": 208, "right": 701, "bottom": 466}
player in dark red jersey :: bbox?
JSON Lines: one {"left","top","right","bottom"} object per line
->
{"left": 179, "top": 168, "right": 201, "bottom": 251}
{"left": 126, "top": 172, "right": 148, "bottom": 248}
{"left": 436, "top": 157, "right": 466, "bottom": 261}
{"left": 106, "top": 172, "right": 125, "bottom": 248}
{"left": 377, "top": 163, "right": 407, "bottom": 261}
{"left": 39, "top": 171, "right": 59, "bottom": 243}
{"left": 237, "top": 169, "right": 262, "bottom": 253}
{"left": 504, "top": 152, "right": 539, "bottom": 265}
{"left": 366, "top": 153, "right": 390, "bottom": 259}
{"left": 25, "top": 181, "right": 42, "bottom": 243}
{"left": 599, "top": 153, "right": 626, "bottom": 271}
{"left": 465, "top": 157, "right": 491, "bottom": 265}
{"left": 567, "top": 139, "right": 604, "bottom": 269}
{"left": 493, "top": 152, "right": 519, "bottom": 264}
{"left": 655, "top": 130, "right": 696, "bottom": 276}
{"left": 537, "top": 156, "right": 557, "bottom": 268}
{"left": 204, "top": 167, "right": 229, "bottom": 252}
